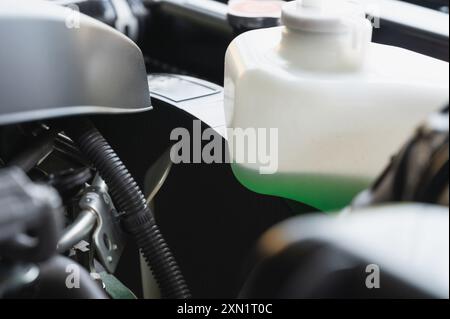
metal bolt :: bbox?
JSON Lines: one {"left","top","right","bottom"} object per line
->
{"left": 102, "top": 193, "right": 110, "bottom": 205}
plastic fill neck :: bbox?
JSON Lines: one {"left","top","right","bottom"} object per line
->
{"left": 280, "top": 0, "right": 373, "bottom": 71}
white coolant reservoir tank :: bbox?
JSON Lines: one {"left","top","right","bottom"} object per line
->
{"left": 224, "top": 0, "right": 449, "bottom": 211}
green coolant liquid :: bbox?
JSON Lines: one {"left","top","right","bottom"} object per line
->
{"left": 231, "top": 163, "right": 372, "bottom": 212}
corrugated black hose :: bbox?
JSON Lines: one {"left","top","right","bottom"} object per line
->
{"left": 65, "top": 120, "right": 190, "bottom": 299}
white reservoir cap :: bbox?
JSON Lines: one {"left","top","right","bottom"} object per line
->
{"left": 281, "top": 0, "right": 367, "bottom": 33}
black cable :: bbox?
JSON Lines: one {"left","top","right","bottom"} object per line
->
{"left": 65, "top": 119, "right": 190, "bottom": 299}
{"left": 47, "top": 167, "right": 92, "bottom": 196}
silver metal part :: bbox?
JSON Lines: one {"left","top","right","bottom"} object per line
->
{"left": 57, "top": 175, "right": 125, "bottom": 273}
{"left": 148, "top": 0, "right": 448, "bottom": 39}
{"left": 153, "top": 0, "right": 231, "bottom": 33}
{"left": 140, "top": 150, "right": 172, "bottom": 298}
{"left": 111, "top": 0, "right": 140, "bottom": 41}
{"left": 145, "top": 148, "right": 173, "bottom": 204}
{"left": 147, "top": 74, "right": 226, "bottom": 137}
{"left": 57, "top": 210, "right": 97, "bottom": 253}
{"left": 79, "top": 177, "right": 126, "bottom": 273}
{"left": 0, "top": 0, "right": 151, "bottom": 126}
{"left": 160, "top": 0, "right": 228, "bottom": 23}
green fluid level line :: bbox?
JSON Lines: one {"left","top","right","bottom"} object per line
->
{"left": 231, "top": 164, "right": 372, "bottom": 212}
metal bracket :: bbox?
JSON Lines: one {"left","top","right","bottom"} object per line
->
{"left": 79, "top": 177, "right": 126, "bottom": 273}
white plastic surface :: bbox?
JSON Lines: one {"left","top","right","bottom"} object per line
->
{"left": 281, "top": 0, "right": 367, "bottom": 33}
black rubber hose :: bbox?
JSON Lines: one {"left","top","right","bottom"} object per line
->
{"left": 65, "top": 120, "right": 190, "bottom": 299}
